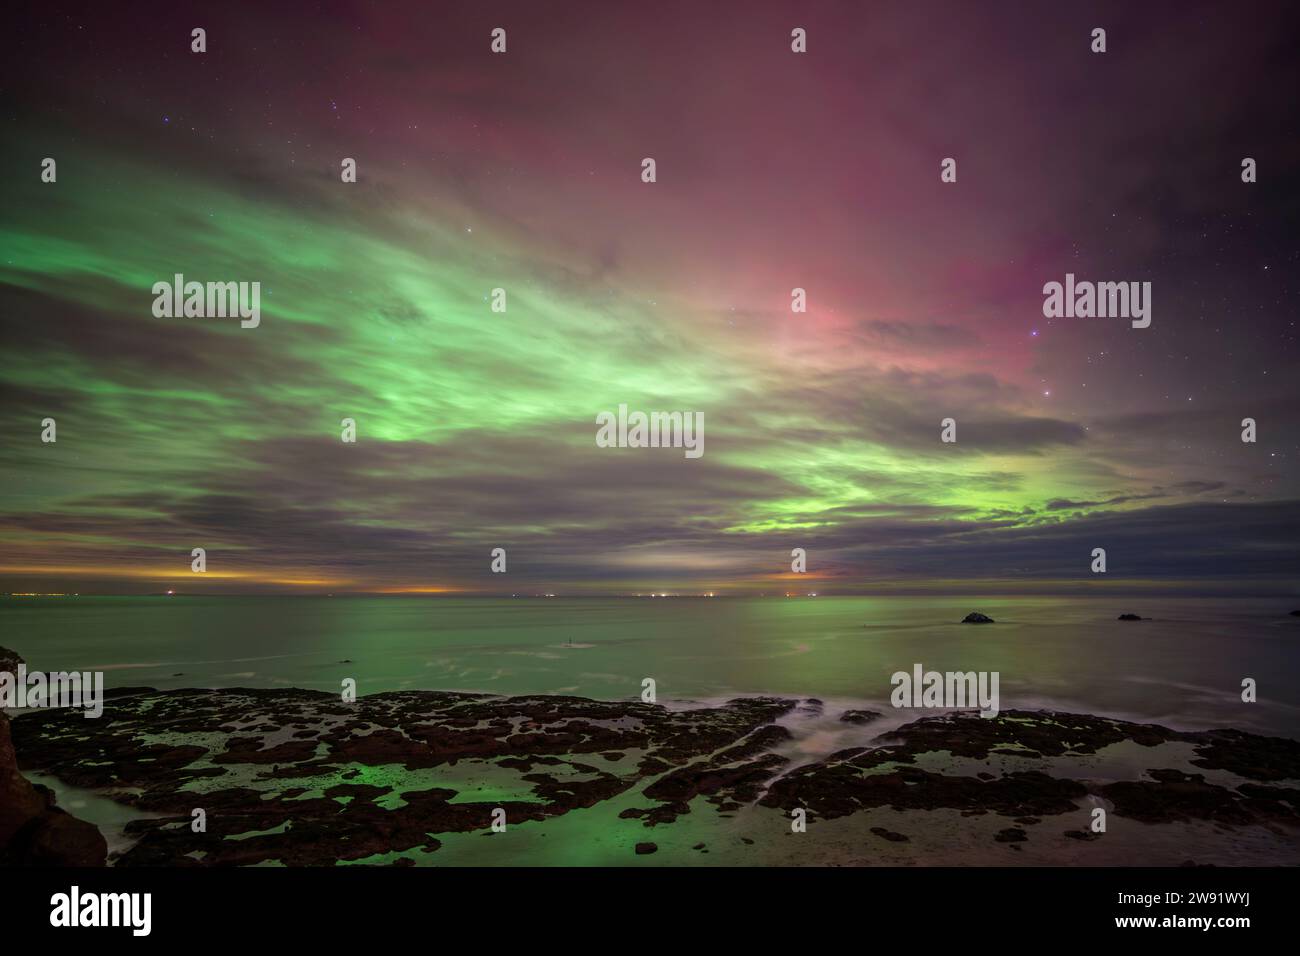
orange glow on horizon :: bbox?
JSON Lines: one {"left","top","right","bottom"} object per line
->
{"left": 369, "top": 585, "right": 466, "bottom": 594}
{"left": 0, "top": 564, "right": 352, "bottom": 588}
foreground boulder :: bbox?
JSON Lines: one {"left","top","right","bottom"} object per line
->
{"left": 0, "top": 646, "right": 107, "bottom": 866}
{"left": 961, "top": 612, "right": 995, "bottom": 624}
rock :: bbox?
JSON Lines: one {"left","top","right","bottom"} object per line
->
{"left": 1186, "top": 729, "right": 1300, "bottom": 781}
{"left": 0, "top": 646, "right": 23, "bottom": 678}
{"left": 13, "top": 688, "right": 796, "bottom": 866}
{"left": 0, "top": 646, "right": 107, "bottom": 866}
{"left": 14, "top": 684, "right": 1300, "bottom": 866}
{"left": 961, "top": 612, "right": 995, "bottom": 624}
{"left": 0, "top": 646, "right": 23, "bottom": 679}
{"left": 635, "top": 723, "right": 792, "bottom": 821}
{"left": 753, "top": 707, "right": 1300, "bottom": 841}
{"left": 0, "top": 715, "right": 49, "bottom": 846}
{"left": 1290, "top": 610, "right": 1300, "bottom": 617}
{"left": 1117, "top": 614, "right": 1144, "bottom": 621}
{"left": 840, "top": 709, "right": 883, "bottom": 725}
{"left": 1, "top": 808, "right": 107, "bottom": 866}
{"left": 1099, "top": 769, "right": 1257, "bottom": 825}
{"left": 870, "top": 826, "right": 910, "bottom": 843}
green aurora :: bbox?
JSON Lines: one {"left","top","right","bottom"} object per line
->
{"left": 2, "top": 4, "right": 1297, "bottom": 596}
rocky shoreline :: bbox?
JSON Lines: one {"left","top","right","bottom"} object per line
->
{"left": 3, "top": 662, "right": 1298, "bottom": 866}
{"left": 0, "top": 646, "right": 106, "bottom": 865}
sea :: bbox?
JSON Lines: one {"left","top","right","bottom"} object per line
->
{"left": 4, "top": 594, "right": 1298, "bottom": 737}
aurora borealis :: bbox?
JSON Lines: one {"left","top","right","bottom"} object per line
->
{"left": 1, "top": 1, "right": 1297, "bottom": 595}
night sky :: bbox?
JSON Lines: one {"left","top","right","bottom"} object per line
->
{"left": 2, "top": 1, "right": 1297, "bottom": 594}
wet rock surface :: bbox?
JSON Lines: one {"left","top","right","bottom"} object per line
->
{"left": 758, "top": 710, "right": 1300, "bottom": 832}
{"left": 9, "top": 689, "right": 1300, "bottom": 866}
{"left": 624, "top": 724, "right": 793, "bottom": 825}
{"left": 13, "top": 688, "right": 796, "bottom": 865}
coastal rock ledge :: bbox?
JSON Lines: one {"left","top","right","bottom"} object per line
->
{"left": 0, "top": 646, "right": 107, "bottom": 866}
{"left": 8, "top": 681, "right": 1300, "bottom": 866}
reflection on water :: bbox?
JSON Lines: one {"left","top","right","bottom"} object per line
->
{"left": 4, "top": 595, "right": 1298, "bottom": 735}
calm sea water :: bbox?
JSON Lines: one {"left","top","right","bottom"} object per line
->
{"left": 4, "top": 595, "right": 1298, "bottom": 736}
